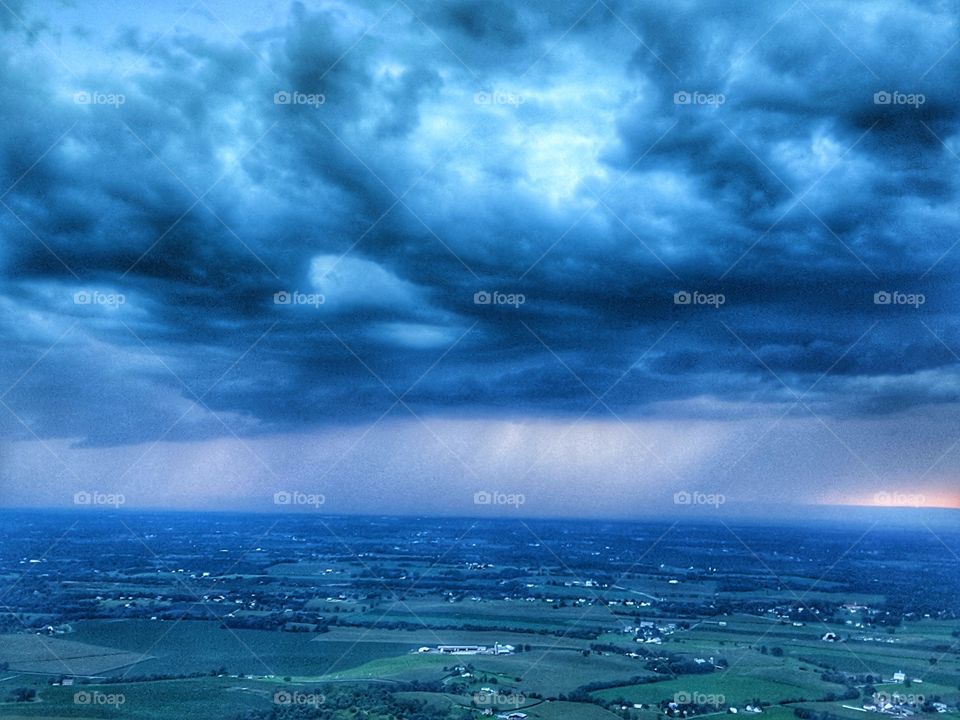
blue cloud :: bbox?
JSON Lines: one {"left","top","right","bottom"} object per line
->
{"left": 0, "top": 0, "right": 958, "bottom": 455}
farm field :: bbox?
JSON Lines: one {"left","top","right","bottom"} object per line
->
{"left": 1, "top": 512, "right": 958, "bottom": 720}
{"left": 0, "top": 635, "right": 148, "bottom": 676}
{"left": 67, "top": 621, "right": 430, "bottom": 678}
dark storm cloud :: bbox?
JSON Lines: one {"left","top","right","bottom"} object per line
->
{"left": 0, "top": 0, "right": 959, "bottom": 447}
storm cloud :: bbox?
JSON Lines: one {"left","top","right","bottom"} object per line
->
{"left": 0, "top": 0, "right": 958, "bottom": 512}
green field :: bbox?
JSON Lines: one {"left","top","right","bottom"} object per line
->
{"left": 2, "top": 592, "right": 959, "bottom": 720}
{"left": 0, "top": 635, "right": 147, "bottom": 676}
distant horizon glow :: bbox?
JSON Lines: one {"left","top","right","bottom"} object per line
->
{"left": 837, "top": 492, "right": 960, "bottom": 511}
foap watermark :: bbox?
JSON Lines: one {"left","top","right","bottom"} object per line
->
{"left": 674, "top": 290, "right": 725, "bottom": 308}
{"left": 674, "top": 690, "right": 725, "bottom": 707}
{"left": 674, "top": 90, "right": 725, "bottom": 106}
{"left": 474, "top": 90, "right": 525, "bottom": 106}
{"left": 873, "top": 90, "right": 925, "bottom": 108}
{"left": 874, "top": 491, "right": 926, "bottom": 507}
{"left": 74, "top": 691, "right": 125, "bottom": 707}
{"left": 674, "top": 490, "right": 725, "bottom": 508}
{"left": 274, "top": 290, "right": 325, "bottom": 307}
{"left": 876, "top": 692, "right": 925, "bottom": 705}
{"left": 73, "top": 90, "right": 125, "bottom": 107}
{"left": 474, "top": 290, "right": 525, "bottom": 308}
{"left": 274, "top": 490, "right": 325, "bottom": 509}
{"left": 273, "top": 690, "right": 325, "bottom": 707}
{"left": 474, "top": 690, "right": 526, "bottom": 707}
{"left": 74, "top": 491, "right": 125, "bottom": 508}
{"left": 474, "top": 490, "right": 525, "bottom": 509}
{"left": 874, "top": 290, "right": 924, "bottom": 308}
{"left": 74, "top": 290, "right": 126, "bottom": 307}
{"left": 274, "top": 90, "right": 325, "bottom": 107}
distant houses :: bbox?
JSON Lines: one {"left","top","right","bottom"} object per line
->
{"left": 845, "top": 678, "right": 953, "bottom": 717}
{"left": 416, "top": 643, "right": 515, "bottom": 655}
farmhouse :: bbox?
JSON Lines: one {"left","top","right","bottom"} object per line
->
{"left": 428, "top": 643, "right": 515, "bottom": 655}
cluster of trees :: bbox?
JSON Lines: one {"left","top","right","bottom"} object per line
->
{"left": 816, "top": 687, "right": 860, "bottom": 703}
{"left": 645, "top": 653, "right": 720, "bottom": 676}
{"left": 819, "top": 671, "right": 882, "bottom": 687}
{"left": 568, "top": 675, "right": 653, "bottom": 694}
{"left": 98, "top": 667, "right": 230, "bottom": 684}
{"left": 230, "top": 682, "right": 463, "bottom": 720}
{"left": 218, "top": 615, "right": 332, "bottom": 632}
{"left": 591, "top": 642, "right": 646, "bottom": 655}
{"left": 7, "top": 688, "right": 36, "bottom": 703}
{"left": 329, "top": 615, "right": 603, "bottom": 640}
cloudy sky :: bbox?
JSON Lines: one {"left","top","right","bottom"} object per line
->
{"left": 0, "top": 0, "right": 958, "bottom": 517}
